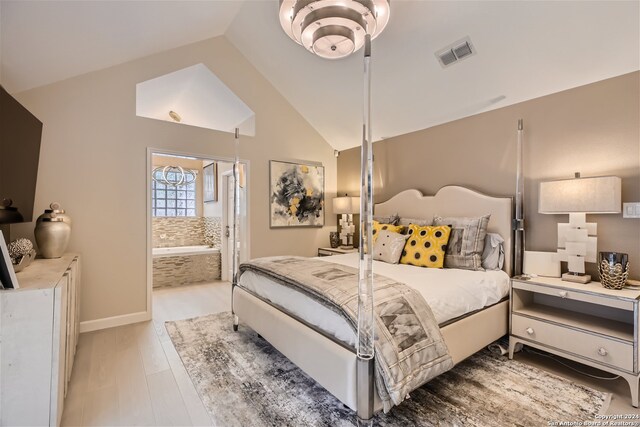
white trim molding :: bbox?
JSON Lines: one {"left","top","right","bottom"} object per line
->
{"left": 79, "top": 310, "right": 150, "bottom": 333}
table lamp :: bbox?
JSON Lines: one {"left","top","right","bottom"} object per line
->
{"left": 538, "top": 173, "right": 621, "bottom": 283}
{"left": 333, "top": 196, "right": 360, "bottom": 249}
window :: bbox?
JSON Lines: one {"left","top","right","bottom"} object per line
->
{"left": 152, "top": 169, "right": 197, "bottom": 217}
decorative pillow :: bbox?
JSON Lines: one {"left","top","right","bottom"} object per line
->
{"left": 482, "top": 233, "right": 505, "bottom": 270}
{"left": 399, "top": 224, "right": 451, "bottom": 268}
{"left": 373, "top": 230, "right": 409, "bottom": 264}
{"left": 373, "top": 214, "right": 400, "bottom": 226}
{"left": 433, "top": 215, "right": 491, "bottom": 271}
{"left": 398, "top": 217, "right": 432, "bottom": 227}
{"left": 372, "top": 220, "right": 405, "bottom": 243}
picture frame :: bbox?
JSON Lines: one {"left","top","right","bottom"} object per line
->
{"left": 0, "top": 231, "right": 19, "bottom": 289}
{"left": 203, "top": 162, "right": 218, "bottom": 202}
{"left": 269, "top": 160, "right": 325, "bottom": 228}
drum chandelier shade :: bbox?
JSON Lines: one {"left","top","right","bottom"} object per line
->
{"left": 278, "top": 0, "right": 391, "bottom": 59}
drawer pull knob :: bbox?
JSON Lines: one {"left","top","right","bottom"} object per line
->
{"left": 598, "top": 347, "right": 608, "bottom": 357}
{"left": 559, "top": 291, "right": 568, "bottom": 298}
{"left": 526, "top": 327, "right": 534, "bottom": 335}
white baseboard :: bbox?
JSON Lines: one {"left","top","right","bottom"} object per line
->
{"left": 79, "top": 310, "right": 151, "bottom": 333}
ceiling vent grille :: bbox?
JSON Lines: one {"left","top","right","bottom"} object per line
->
{"left": 435, "top": 36, "right": 476, "bottom": 68}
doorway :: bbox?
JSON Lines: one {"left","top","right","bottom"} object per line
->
{"left": 146, "top": 148, "right": 249, "bottom": 321}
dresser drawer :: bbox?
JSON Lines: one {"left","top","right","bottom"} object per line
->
{"left": 512, "top": 314, "right": 634, "bottom": 372}
{"left": 512, "top": 281, "right": 634, "bottom": 311}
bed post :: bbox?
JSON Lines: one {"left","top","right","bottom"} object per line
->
{"left": 357, "top": 33, "right": 375, "bottom": 424}
{"left": 513, "top": 119, "right": 525, "bottom": 277}
{"left": 231, "top": 127, "right": 240, "bottom": 331}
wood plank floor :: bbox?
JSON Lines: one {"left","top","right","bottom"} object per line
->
{"left": 63, "top": 280, "right": 639, "bottom": 426}
{"left": 62, "top": 281, "right": 230, "bottom": 426}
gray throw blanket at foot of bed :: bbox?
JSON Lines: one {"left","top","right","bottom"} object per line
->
{"left": 239, "top": 256, "right": 453, "bottom": 412}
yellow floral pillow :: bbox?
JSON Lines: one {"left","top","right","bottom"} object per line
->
{"left": 372, "top": 220, "right": 405, "bottom": 243}
{"left": 400, "top": 224, "right": 451, "bottom": 268}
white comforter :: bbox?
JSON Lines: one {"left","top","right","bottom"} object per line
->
{"left": 239, "top": 253, "right": 510, "bottom": 347}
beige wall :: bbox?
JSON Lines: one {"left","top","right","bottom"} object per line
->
{"left": 338, "top": 72, "right": 640, "bottom": 278}
{"left": 10, "top": 36, "right": 337, "bottom": 324}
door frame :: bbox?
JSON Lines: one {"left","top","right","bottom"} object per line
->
{"left": 220, "top": 168, "right": 249, "bottom": 282}
{"left": 146, "top": 147, "right": 251, "bottom": 318}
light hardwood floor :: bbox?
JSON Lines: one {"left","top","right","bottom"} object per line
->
{"left": 62, "top": 282, "right": 230, "bottom": 426}
{"left": 63, "top": 281, "right": 640, "bottom": 426}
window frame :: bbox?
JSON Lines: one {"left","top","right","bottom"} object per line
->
{"left": 151, "top": 169, "right": 198, "bottom": 217}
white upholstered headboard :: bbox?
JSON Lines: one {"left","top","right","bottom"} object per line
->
{"left": 375, "top": 186, "right": 513, "bottom": 276}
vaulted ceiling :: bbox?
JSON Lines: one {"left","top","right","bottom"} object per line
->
{"left": 1, "top": 1, "right": 638, "bottom": 150}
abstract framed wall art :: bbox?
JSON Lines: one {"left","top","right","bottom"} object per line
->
{"left": 270, "top": 160, "right": 324, "bottom": 228}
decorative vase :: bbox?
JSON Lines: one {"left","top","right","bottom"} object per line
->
{"left": 329, "top": 231, "right": 340, "bottom": 249}
{"left": 598, "top": 252, "right": 629, "bottom": 290}
{"left": 35, "top": 212, "right": 71, "bottom": 259}
{"left": 0, "top": 199, "right": 24, "bottom": 223}
{"left": 36, "top": 202, "right": 72, "bottom": 226}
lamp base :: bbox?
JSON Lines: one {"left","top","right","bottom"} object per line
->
{"left": 562, "top": 272, "right": 591, "bottom": 284}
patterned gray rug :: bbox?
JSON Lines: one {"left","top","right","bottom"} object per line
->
{"left": 166, "top": 312, "right": 610, "bottom": 426}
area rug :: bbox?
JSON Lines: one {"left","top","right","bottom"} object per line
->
{"left": 166, "top": 312, "right": 610, "bottom": 427}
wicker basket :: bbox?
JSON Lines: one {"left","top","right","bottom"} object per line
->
{"left": 598, "top": 260, "right": 630, "bottom": 290}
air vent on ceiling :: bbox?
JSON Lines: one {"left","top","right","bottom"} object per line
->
{"left": 435, "top": 36, "right": 476, "bottom": 68}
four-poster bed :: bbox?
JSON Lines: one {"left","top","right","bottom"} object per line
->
{"left": 232, "top": 186, "right": 514, "bottom": 417}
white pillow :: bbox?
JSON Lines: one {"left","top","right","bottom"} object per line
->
{"left": 373, "top": 230, "right": 409, "bottom": 264}
{"left": 482, "top": 233, "right": 504, "bottom": 270}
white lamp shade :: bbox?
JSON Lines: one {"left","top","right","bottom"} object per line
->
{"left": 333, "top": 196, "right": 360, "bottom": 214}
{"left": 538, "top": 176, "right": 621, "bottom": 214}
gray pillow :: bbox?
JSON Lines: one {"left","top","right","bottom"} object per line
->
{"left": 398, "top": 217, "right": 432, "bottom": 227}
{"left": 373, "top": 230, "right": 409, "bottom": 264}
{"left": 373, "top": 214, "right": 400, "bottom": 225}
{"left": 482, "top": 233, "right": 505, "bottom": 270}
{"left": 433, "top": 214, "right": 491, "bottom": 271}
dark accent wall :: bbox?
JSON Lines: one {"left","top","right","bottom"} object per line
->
{"left": 0, "top": 85, "right": 42, "bottom": 222}
{"left": 338, "top": 72, "right": 640, "bottom": 278}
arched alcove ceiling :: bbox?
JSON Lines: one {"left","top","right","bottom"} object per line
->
{"left": 136, "top": 63, "right": 255, "bottom": 136}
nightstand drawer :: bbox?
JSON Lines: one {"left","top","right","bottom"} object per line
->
{"left": 512, "top": 314, "right": 634, "bottom": 371}
{"left": 513, "top": 281, "right": 634, "bottom": 311}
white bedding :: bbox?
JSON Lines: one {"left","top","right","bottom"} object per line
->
{"left": 239, "top": 253, "right": 510, "bottom": 348}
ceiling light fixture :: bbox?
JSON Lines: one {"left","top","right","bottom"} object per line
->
{"left": 278, "top": 0, "right": 391, "bottom": 59}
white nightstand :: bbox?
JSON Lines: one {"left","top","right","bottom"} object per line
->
{"left": 317, "top": 247, "right": 358, "bottom": 257}
{"left": 509, "top": 276, "right": 640, "bottom": 407}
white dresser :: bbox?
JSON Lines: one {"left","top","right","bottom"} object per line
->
{"left": 509, "top": 276, "right": 640, "bottom": 406}
{"left": 0, "top": 254, "right": 81, "bottom": 426}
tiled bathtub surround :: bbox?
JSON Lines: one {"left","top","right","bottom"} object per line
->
{"left": 152, "top": 217, "right": 222, "bottom": 248}
{"left": 153, "top": 252, "right": 221, "bottom": 288}
{"left": 152, "top": 217, "right": 223, "bottom": 287}
{"left": 153, "top": 217, "right": 205, "bottom": 248}
{"left": 204, "top": 217, "right": 222, "bottom": 248}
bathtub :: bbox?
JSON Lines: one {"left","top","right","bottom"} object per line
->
{"left": 152, "top": 245, "right": 222, "bottom": 288}
{"left": 152, "top": 245, "right": 220, "bottom": 258}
